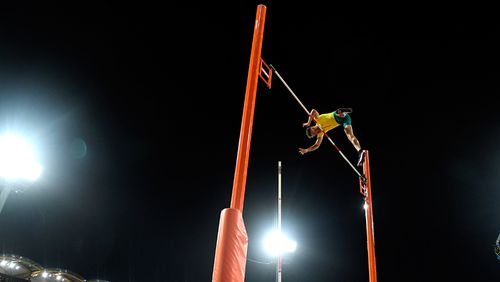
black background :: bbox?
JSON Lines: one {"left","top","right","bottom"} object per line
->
{"left": 0, "top": 2, "right": 499, "bottom": 281}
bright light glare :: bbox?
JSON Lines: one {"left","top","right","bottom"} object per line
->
{"left": 363, "top": 202, "right": 369, "bottom": 210}
{"left": 0, "top": 134, "right": 42, "bottom": 181}
{"left": 263, "top": 231, "right": 297, "bottom": 256}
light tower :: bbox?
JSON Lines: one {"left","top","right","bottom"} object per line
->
{"left": 263, "top": 161, "right": 296, "bottom": 282}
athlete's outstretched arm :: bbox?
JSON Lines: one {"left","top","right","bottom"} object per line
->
{"left": 299, "top": 134, "right": 323, "bottom": 155}
{"left": 303, "top": 109, "right": 319, "bottom": 127}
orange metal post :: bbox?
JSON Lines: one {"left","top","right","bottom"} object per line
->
{"left": 361, "top": 150, "right": 378, "bottom": 282}
{"left": 212, "top": 5, "right": 267, "bottom": 282}
{"left": 230, "top": 4, "right": 267, "bottom": 211}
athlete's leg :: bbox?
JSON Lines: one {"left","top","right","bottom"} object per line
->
{"left": 344, "top": 125, "right": 361, "bottom": 152}
{"left": 344, "top": 125, "right": 364, "bottom": 166}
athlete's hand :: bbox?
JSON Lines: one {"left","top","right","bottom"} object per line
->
{"left": 298, "top": 148, "right": 308, "bottom": 155}
{"left": 302, "top": 122, "right": 309, "bottom": 128}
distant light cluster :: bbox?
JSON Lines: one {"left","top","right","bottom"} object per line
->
{"left": 0, "top": 254, "right": 107, "bottom": 282}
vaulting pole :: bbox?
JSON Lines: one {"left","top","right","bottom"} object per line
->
{"left": 212, "top": 5, "right": 267, "bottom": 282}
{"left": 269, "top": 64, "right": 364, "bottom": 181}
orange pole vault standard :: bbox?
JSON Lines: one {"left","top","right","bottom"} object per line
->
{"left": 230, "top": 4, "right": 267, "bottom": 212}
{"left": 360, "top": 150, "right": 378, "bottom": 282}
{"left": 212, "top": 5, "right": 267, "bottom": 282}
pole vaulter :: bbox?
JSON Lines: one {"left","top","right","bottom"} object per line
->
{"left": 212, "top": 4, "right": 267, "bottom": 282}
{"left": 266, "top": 64, "right": 366, "bottom": 183}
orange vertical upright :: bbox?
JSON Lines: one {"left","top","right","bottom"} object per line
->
{"left": 230, "top": 4, "right": 267, "bottom": 212}
{"left": 361, "top": 150, "right": 378, "bottom": 282}
{"left": 212, "top": 5, "right": 267, "bottom": 282}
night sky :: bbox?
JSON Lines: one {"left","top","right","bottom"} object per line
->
{"left": 0, "top": 2, "right": 499, "bottom": 282}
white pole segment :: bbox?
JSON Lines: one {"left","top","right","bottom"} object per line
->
{"left": 277, "top": 161, "right": 282, "bottom": 282}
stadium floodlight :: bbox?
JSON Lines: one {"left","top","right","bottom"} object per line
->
{"left": 261, "top": 161, "right": 298, "bottom": 282}
{"left": 0, "top": 134, "right": 42, "bottom": 181}
{"left": 0, "top": 133, "right": 42, "bottom": 214}
{"left": 263, "top": 230, "right": 297, "bottom": 257}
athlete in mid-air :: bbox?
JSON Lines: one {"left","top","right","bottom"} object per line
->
{"left": 299, "top": 108, "right": 365, "bottom": 166}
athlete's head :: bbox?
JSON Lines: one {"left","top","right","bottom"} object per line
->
{"left": 305, "top": 126, "right": 322, "bottom": 138}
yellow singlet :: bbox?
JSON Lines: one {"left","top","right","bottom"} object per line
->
{"left": 316, "top": 112, "right": 340, "bottom": 137}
